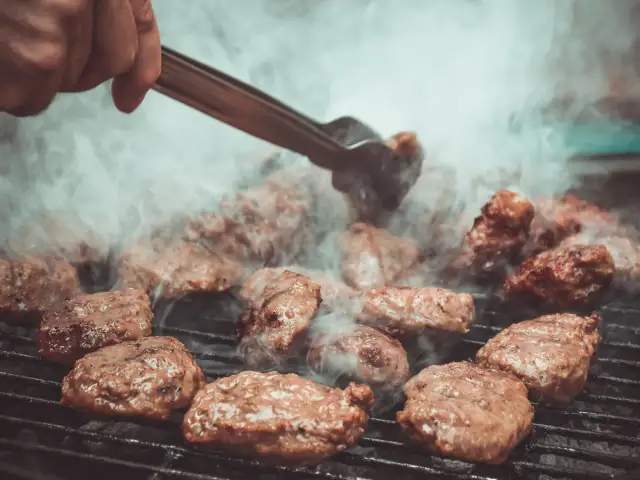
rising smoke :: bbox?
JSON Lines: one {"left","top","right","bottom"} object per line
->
{"left": 0, "top": 0, "right": 637, "bottom": 252}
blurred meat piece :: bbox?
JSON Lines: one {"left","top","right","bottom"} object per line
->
{"left": 476, "top": 313, "right": 600, "bottom": 405}
{"left": 340, "top": 223, "right": 421, "bottom": 290}
{"left": 182, "top": 371, "right": 373, "bottom": 466}
{"left": 117, "top": 237, "right": 243, "bottom": 299}
{"left": 0, "top": 256, "right": 79, "bottom": 325}
{"left": 307, "top": 324, "right": 410, "bottom": 396}
{"left": 62, "top": 336, "right": 205, "bottom": 420}
{"left": 358, "top": 286, "right": 475, "bottom": 339}
{"left": 38, "top": 289, "right": 153, "bottom": 365}
{"left": 185, "top": 173, "right": 312, "bottom": 267}
{"left": 524, "top": 195, "right": 618, "bottom": 257}
{"left": 238, "top": 270, "right": 321, "bottom": 368}
{"left": 559, "top": 232, "right": 640, "bottom": 286}
{"left": 240, "top": 266, "right": 358, "bottom": 312}
{"left": 385, "top": 131, "right": 423, "bottom": 157}
{"left": 449, "top": 190, "right": 534, "bottom": 278}
{"left": 7, "top": 216, "right": 109, "bottom": 266}
{"left": 397, "top": 361, "right": 532, "bottom": 463}
{"left": 503, "top": 244, "right": 615, "bottom": 308}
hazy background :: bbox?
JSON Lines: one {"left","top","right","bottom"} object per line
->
{"left": 0, "top": 0, "right": 637, "bottom": 251}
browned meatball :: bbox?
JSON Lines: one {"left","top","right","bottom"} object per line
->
{"left": 240, "top": 267, "right": 358, "bottom": 312}
{"left": 37, "top": 289, "right": 153, "bottom": 365}
{"left": 524, "top": 194, "right": 618, "bottom": 257}
{"left": 397, "top": 362, "right": 533, "bottom": 464}
{"left": 340, "top": 223, "right": 421, "bottom": 290}
{"left": 117, "top": 238, "right": 243, "bottom": 299}
{"left": 449, "top": 190, "right": 535, "bottom": 277}
{"left": 307, "top": 324, "right": 410, "bottom": 394}
{"left": 185, "top": 176, "right": 311, "bottom": 267}
{"left": 358, "top": 286, "right": 475, "bottom": 339}
{"left": 182, "top": 371, "right": 374, "bottom": 466}
{"left": 503, "top": 244, "right": 615, "bottom": 308}
{"left": 0, "top": 255, "right": 79, "bottom": 325}
{"left": 559, "top": 232, "right": 640, "bottom": 286}
{"left": 476, "top": 313, "right": 600, "bottom": 404}
{"left": 238, "top": 270, "right": 321, "bottom": 368}
{"left": 61, "top": 336, "right": 205, "bottom": 420}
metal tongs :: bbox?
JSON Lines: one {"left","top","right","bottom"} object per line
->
{"left": 153, "top": 46, "right": 423, "bottom": 223}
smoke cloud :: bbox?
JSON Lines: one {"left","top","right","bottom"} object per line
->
{"left": 0, "top": 0, "right": 637, "bottom": 251}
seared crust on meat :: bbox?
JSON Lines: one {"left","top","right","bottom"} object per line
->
{"left": 0, "top": 256, "right": 79, "bottom": 324}
{"left": 238, "top": 271, "right": 321, "bottom": 368}
{"left": 307, "top": 324, "right": 410, "bottom": 393}
{"left": 449, "top": 190, "right": 534, "bottom": 277}
{"left": 397, "top": 362, "right": 533, "bottom": 464}
{"left": 117, "top": 238, "right": 243, "bottom": 299}
{"left": 476, "top": 313, "right": 600, "bottom": 404}
{"left": 38, "top": 288, "right": 153, "bottom": 365}
{"left": 503, "top": 244, "right": 615, "bottom": 308}
{"left": 61, "top": 336, "right": 205, "bottom": 420}
{"left": 358, "top": 286, "right": 475, "bottom": 338}
{"left": 340, "top": 223, "right": 420, "bottom": 290}
{"left": 240, "top": 267, "right": 358, "bottom": 312}
{"left": 182, "top": 371, "right": 373, "bottom": 466}
{"left": 524, "top": 195, "right": 618, "bottom": 257}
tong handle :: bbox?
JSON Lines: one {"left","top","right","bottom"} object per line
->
{"left": 154, "top": 46, "right": 344, "bottom": 164}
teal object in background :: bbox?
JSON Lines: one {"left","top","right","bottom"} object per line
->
{"left": 560, "top": 122, "right": 640, "bottom": 155}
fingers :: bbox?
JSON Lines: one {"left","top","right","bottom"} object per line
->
{"left": 70, "top": 0, "right": 139, "bottom": 92}
{"left": 111, "top": 0, "right": 161, "bottom": 113}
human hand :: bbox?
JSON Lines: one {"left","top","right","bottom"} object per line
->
{"left": 0, "top": 0, "right": 161, "bottom": 116}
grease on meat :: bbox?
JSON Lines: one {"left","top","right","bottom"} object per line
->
{"left": 397, "top": 361, "right": 533, "bottom": 464}
{"left": 182, "top": 371, "right": 374, "bottom": 466}
{"left": 476, "top": 313, "right": 600, "bottom": 404}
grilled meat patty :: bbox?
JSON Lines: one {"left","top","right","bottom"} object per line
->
{"left": 240, "top": 267, "right": 358, "bottom": 312}
{"left": 397, "top": 361, "right": 533, "bottom": 464}
{"left": 117, "top": 237, "right": 243, "bottom": 299}
{"left": 476, "top": 313, "right": 600, "bottom": 404}
{"left": 37, "top": 288, "right": 153, "bottom": 365}
{"left": 182, "top": 371, "right": 374, "bottom": 466}
{"left": 340, "top": 222, "right": 421, "bottom": 290}
{"left": 0, "top": 256, "right": 79, "bottom": 325}
{"left": 503, "top": 244, "right": 615, "bottom": 308}
{"left": 185, "top": 174, "right": 312, "bottom": 267}
{"left": 238, "top": 270, "right": 321, "bottom": 368}
{"left": 358, "top": 286, "right": 475, "bottom": 339}
{"left": 61, "top": 336, "right": 205, "bottom": 420}
{"left": 524, "top": 194, "right": 618, "bottom": 258}
{"left": 307, "top": 324, "right": 410, "bottom": 394}
{"left": 449, "top": 190, "right": 535, "bottom": 277}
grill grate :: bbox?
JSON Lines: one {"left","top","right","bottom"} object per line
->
{"left": 1, "top": 292, "right": 640, "bottom": 480}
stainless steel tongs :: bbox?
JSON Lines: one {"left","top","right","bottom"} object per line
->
{"left": 154, "top": 46, "right": 423, "bottom": 223}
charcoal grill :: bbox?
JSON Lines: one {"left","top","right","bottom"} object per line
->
{"left": 2, "top": 170, "right": 640, "bottom": 480}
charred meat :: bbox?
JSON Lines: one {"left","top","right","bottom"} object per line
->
{"left": 238, "top": 270, "right": 321, "bottom": 368}
{"left": 559, "top": 232, "right": 640, "bottom": 286}
{"left": 0, "top": 256, "right": 79, "bottom": 324}
{"left": 358, "top": 286, "right": 475, "bottom": 339}
{"left": 476, "top": 313, "right": 600, "bottom": 404}
{"left": 340, "top": 223, "right": 421, "bottom": 290}
{"left": 37, "top": 289, "right": 153, "bottom": 365}
{"left": 117, "top": 238, "right": 243, "bottom": 299}
{"left": 503, "top": 244, "right": 615, "bottom": 308}
{"left": 240, "top": 267, "right": 358, "bottom": 312}
{"left": 61, "top": 336, "right": 205, "bottom": 420}
{"left": 185, "top": 175, "right": 311, "bottom": 267}
{"left": 182, "top": 371, "right": 374, "bottom": 466}
{"left": 307, "top": 324, "right": 410, "bottom": 394}
{"left": 524, "top": 194, "right": 618, "bottom": 257}
{"left": 450, "top": 190, "right": 535, "bottom": 277}
{"left": 397, "top": 361, "right": 533, "bottom": 464}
